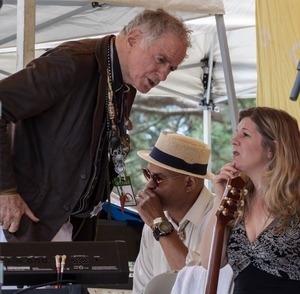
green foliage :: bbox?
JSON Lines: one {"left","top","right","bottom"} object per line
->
{"left": 124, "top": 98, "right": 255, "bottom": 194}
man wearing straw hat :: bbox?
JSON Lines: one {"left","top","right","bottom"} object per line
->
{"left": 133, "top": 131, "right": 214, "bottom": 293}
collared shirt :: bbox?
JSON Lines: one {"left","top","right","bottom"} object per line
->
{"left": 132, "top": 186, "right": 214, "bottom": 294}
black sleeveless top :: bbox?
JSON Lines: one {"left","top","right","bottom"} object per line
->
{"left": 227, "top": 217, "right": 300, "bottom": 293}
{"left": 233, "top": 263, "right": 300, "bottom": 293}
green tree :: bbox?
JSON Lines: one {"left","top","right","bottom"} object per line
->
{"left": 124, "top": 98, "right": 255, "bottom": 194}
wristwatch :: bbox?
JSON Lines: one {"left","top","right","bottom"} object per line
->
{"left": 152, "top": 217, "right": 174, "bottom": 241}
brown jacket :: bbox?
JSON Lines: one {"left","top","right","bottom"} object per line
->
{"left": 0, "top": 35, "right": 136, "bottom": 241}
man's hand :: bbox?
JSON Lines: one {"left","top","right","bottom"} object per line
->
{"left": 0, "top": 193, "right": 40, "bottom": 232}
{"left": 135, "top": 188, "right": 165, "bottom": 227}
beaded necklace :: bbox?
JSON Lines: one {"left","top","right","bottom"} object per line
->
{"left": 106, "top": 37, "right": 131, "bottom": 176}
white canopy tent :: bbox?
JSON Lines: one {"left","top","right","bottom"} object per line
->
{"left": 0, "top": 0, "right": 256, "bottom": 139}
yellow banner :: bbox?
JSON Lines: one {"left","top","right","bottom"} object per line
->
{"left": 256, "top": 0, "right": 300, "bottom": 123}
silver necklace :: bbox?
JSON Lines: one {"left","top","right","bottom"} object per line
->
{"left": 177, "top": 220, "right": 190, "bottom": 241}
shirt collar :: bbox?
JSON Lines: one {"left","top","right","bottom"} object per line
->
{"left": 166, "top": 186, "right": 213, "bottom": 228}
{"left": 112, "top": 39, "right": 124, "bottom": 93}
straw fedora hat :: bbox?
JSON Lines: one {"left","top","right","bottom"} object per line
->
{"left": 137, "top": 131, "right": 214, "bottom": 180}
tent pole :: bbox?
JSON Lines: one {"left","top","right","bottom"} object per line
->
{"left": 215, "top": 14, "right": 238, "bottom": 133}
{"left": 16, "top": 0, "right": 36, "bottom": 71}
{"left": 203, "top": 36, "right": 215, "bottom": 190}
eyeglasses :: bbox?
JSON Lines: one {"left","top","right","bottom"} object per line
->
{"left": 142, "top": 168, "right": 183, "bottom": 187}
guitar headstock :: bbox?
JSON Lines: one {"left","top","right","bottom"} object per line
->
{"left": 216, "top": 176, "right": 247, "bottom": 226}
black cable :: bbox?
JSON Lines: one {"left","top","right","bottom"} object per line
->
{"left": 11, "top": 280, "right": 79, "bottom": 294}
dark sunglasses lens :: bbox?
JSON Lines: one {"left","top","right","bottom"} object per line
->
{"left": 142, "top": 168, "right": 159, "bottom": 186}
{"left": 142, "top": 168, "right": 151, "bottom": 181}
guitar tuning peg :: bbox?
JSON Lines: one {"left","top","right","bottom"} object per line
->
{"left": 226, "top": 198, "right": 233, "bottom": 206}
{"left": 230, "top": 187, "right": 237, "bottom": 195}
{"left": 218, "top": 205, "right": 225, "bottom": 212}
{"left": 239, "top": 199, "right": 245, "bottom": 207}
{"left": 222, "top": 208, "right": 229, "bottom": 216}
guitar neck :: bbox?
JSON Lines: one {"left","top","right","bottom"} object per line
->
{"left": 205, "top": 220, "right": 226, "bottom": 294}
{"left": 204, "top": 175, "right": 246, "bottom": 294}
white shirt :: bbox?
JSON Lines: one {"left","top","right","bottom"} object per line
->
{"left": 171, "top": 264, "right": 234, "bottom": 294}
{"left": 133, "top": 186, "right": 213, "bottom": 294}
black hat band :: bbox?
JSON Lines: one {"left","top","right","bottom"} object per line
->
{"left": 149, "top": 147, "right": 208, "bottom": 176}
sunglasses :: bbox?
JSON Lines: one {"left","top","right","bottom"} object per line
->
{"left": 142, "top": 168, "right": 183, "bottom": 187}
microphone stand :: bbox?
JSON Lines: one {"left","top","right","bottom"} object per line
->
{"left": 290, "top": 60, "right": 300, "bottom": 101}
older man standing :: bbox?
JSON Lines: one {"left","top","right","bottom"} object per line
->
{"left": 133, "top": 131, "right": 215, "bottom": 293}
{"left": 0, "top": 9, "right": 191, "bottom": 242}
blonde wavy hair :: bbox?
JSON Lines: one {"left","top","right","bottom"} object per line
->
{"left": 238, "top": 107, "right": 300, "bottom": 231}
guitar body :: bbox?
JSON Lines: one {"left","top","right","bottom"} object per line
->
{"left": 205, "top": 176, "right": 246, "bottom": 294}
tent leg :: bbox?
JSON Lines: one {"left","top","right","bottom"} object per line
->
{"left": 17, "top": 0, "right": 36, "bottom": 71}
{"left": 215, "top": 14, "right": 238, "bottom": 133}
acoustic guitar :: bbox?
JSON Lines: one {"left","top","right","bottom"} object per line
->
{"left": 205, "top": 176, "right": 246, "bottom": 294}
